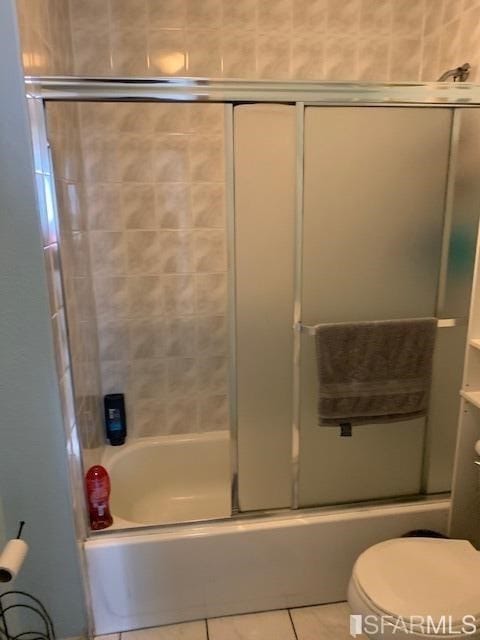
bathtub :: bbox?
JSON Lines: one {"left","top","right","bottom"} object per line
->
{"left": 85, "top": 495, "right": 450, "bottom": 635}
{"left": 102, "top": 431, "right": 231, "bottom": 528}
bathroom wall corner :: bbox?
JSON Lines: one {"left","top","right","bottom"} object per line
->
{"left": 0, "top": 1, "right": 87, "bottom": 637}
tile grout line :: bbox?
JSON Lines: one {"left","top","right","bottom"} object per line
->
{"left": 287, "top": 609, "right": 299, "bottom": 640}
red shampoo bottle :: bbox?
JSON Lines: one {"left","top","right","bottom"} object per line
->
{"left": 86, "top": 465, "right": 113, "bottom": 530}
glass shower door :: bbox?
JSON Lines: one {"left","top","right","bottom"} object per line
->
{"left": 234, "top": 104, "right": 296, "bottom": 512}
{"left": 298, "top": 106, "right": 453, "bottom": 506}
{"left": 233, "top": 104, "right": 479, "bottom": 514}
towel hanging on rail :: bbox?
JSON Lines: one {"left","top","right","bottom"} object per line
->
{"left": 314, "top": 318, "right": 437, "bottom": 436}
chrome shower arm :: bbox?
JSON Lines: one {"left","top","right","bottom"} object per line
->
{"left": 438, "top": 63, "right": 471, "bottom": 82}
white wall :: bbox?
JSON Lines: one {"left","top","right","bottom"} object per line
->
{"left": 0, "top": 1, "right": 87, "bottom": 637}
{"left": 0, "top": 498, "right": 5, "bottom": 546}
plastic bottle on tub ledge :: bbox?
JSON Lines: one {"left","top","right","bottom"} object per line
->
{"left": 104, "top": 393, "right": 127, "bottom": 446}
{"left": 86, "top": 465, "right": 113, "bottom": 530}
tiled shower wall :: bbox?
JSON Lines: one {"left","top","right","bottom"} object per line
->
{"left": 422, "top": 0, "right": 480, "bottom": 82}
{"left": 45, "top": 103, "right": 104, "bottom": 461}
{"left": 16, "top": 0, "right": 480, "bottom": 83}
{"left": 67, "top": 0, "right": 472, "bottom": 83}
{"left": 78, "top": 102, "right": 228, "bottom": 438}
{"left": 17, "top": 0, "right": 480, "bottom": 442}
{"left": 16, "top": 0, "right": 72, "bottom": 75}
{"left": 62, "top": 0, "right": 475, "bottom": 440}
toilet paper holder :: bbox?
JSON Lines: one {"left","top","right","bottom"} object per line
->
{"left": 0, "top": 522, "right": 56, "bottom": 640}
{"left": 0, "top": 590, "right": 56, "bottom": 640}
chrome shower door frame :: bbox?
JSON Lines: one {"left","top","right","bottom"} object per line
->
{"left": 26, "top": 77, "right": 480, "bottom": 533}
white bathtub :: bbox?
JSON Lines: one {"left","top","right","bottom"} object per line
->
{"left": 102, "top": 431, "right": 231, "bottom": 528}
{"left": 85, "top": 498, "right": 450, "bottom": 635}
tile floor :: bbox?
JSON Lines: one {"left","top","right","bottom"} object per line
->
{"left": 96, "top": 601, "right": 366, "bottom": 640}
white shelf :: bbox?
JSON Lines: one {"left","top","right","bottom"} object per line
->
{"left": 470, "top": 339, "right": 480, "bottom": 350}
{"left": 460, "top": 389, "right": 480, "bottom": 409}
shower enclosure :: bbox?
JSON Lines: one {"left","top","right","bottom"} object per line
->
{"left": 31, "top": 80, "right": 480, "bottom": 525}
{"left": 26, "top": 78, "right": 480, "bottom": 632}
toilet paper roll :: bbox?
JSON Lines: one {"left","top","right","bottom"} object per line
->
{"left": 0, "top": 539, "right": 28, "bottom": 583}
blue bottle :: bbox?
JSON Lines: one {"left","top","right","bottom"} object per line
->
{"left": 104, "top": 394, "right": 127, "bottom": 446}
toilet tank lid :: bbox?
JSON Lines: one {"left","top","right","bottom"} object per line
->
{"left": 353, "top": 537, "right": 480, "bottom": 625}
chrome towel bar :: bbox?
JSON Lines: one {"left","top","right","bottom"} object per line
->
{"left": 294, "top": 318, "right": 467, "bottom": 336}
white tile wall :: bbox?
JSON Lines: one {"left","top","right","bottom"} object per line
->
{"left": 17, "top": 0, "right": 478, "bottom": 84}
{"left": 46, "top": 102, "right": 104, "bottom": 458}
{"left": 421, "top": 0, "right": 480, "bottom": 82}
{"left": 77, "top": 102, "right": 229, "bottom": 439}
{"left": 65, "top": 0, "right": 454, "bottom": 82}
{"left": 16, "top": 0, "right": 73, "bottom": 74}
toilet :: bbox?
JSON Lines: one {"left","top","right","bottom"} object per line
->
{"left": 348, "top": 537, "right": 480, "bottom": 639}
